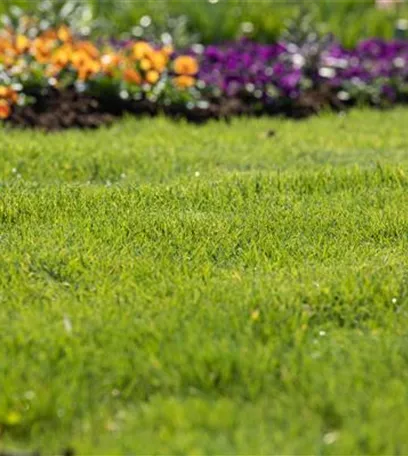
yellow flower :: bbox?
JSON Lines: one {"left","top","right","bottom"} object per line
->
{"left": 0, "top": 100, "right": 11, "bottom": 120}
{"left": 57, "top": 24, "right": 72, "bottom": 43}
{"left": 145, "top": 70, "right": 160, "bottom": 85}
{"left": 149, "top": 50, "right": 168, "bottom": 73}
{"left": 132, "top": 41, "right": 154, "bottom": 60}
{"left": 173, "top": 75, "right": 196, "bottom": 88}
{"left": 173, "top": 55, "right": 199, "bottom": 76}
{"left": 15, "top": 34, "right": 30, "bottom": 54}
{"left": 0, "top": 54, "right": 16, "bottom": 67}
{"left": 52, "top": 44, "right": 73, "bottom": 67}
{"left": 71, "top": 49, "right": 91, "bottom": 68}
{"left": 140, "top": 58, "right": 152, "bottom": 71}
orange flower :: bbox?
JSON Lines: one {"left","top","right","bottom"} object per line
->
{"left": 173, "top": 75, "right": 196, "bottom": 88}
{"left": 0, "top": 37, "right": 17, "bottom": 66}
{"left": 57, "top": 25, "right": 72, "bottom": 43}
{"left": 75, "top": 41, "right": 99, "bottom": 59}
{"left": 173, "top": 55, "right": 199, "bottom": 76}
{"left": 32, "top": 37, "right": 55, "bottom": 63}
{"left": 40, "top": 29, "right": 58, "bottom": 40}
{"left": 71, "top": 49, "right": 92, "bottom": 68}
{"left": 132, "top": 41, "right": 154, "bottom": 60}
{"left": 145, "top": 70, "right": 160, "bottom": 85}
{"left": 0, "top": 86, "right": 18, "bottom": 103}
{"left": 0, "top": 100, "right": 11, "bottom": 120}
{"left": 76, "top": 59, "right": 101, "bottom": 80}
{"left": 123, "top": 68, "right": 142, "bottom": 85}
{"left": 0, "top": 37, "right": 12, "bottom": 53}
{"left": 52, "top": 44, "right": 73, "bottom": 67}
{"left": 70, "top": 47, "right": 101, "bottom": 80}
{"left": 149, "top": 50, "right": 168, "bottom": 73}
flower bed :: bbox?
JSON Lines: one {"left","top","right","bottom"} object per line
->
{"left": 1, "top": 17, "right": 408, "bottom": 129}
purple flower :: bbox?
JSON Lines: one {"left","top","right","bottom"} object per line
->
{"left": 358, "top": 39, "right": 390, "bottom": 58}
{"left": 188, "top": 37, "right": 408, "bottom": 105}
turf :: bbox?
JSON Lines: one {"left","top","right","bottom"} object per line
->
{"left": 1, "top": 109, "right": 408, "bottom": 454}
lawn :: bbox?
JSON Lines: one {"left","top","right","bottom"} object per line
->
{"left": 1, "top": 109, "right": 408, "bottom": 454}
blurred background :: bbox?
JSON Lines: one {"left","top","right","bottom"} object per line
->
{"left": 1, "top": 0, "right": 407, "bottom": 48}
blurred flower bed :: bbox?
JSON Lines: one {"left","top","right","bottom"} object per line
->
{"left": 1, "top": 12, "right": 408, "bottom": 129}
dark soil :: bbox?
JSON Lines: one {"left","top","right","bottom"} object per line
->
{"left": 5, "top": 85, "right": 346, "bottom": 131}
{"left": 8, "top": 88, "right": 117, "bottom": 131}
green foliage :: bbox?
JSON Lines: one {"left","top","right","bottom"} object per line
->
{"left": 1, "top": 0, "right": 408, "bottom": 46}
{"left": 1, "top": 109, "right": 408, "bottom": 453}
{"left": 1, "top": 0, "right": 94, "bottom": 35}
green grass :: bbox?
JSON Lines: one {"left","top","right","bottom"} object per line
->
{"left": 1, "top": 109, "right": 408, "bottom": 454}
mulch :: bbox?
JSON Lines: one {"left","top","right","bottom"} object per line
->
{"left": 7, "top": 88, "right": 117, "bottom": 131}
{"left": 4, "top": 85, "right": 347, "bottom": 131}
